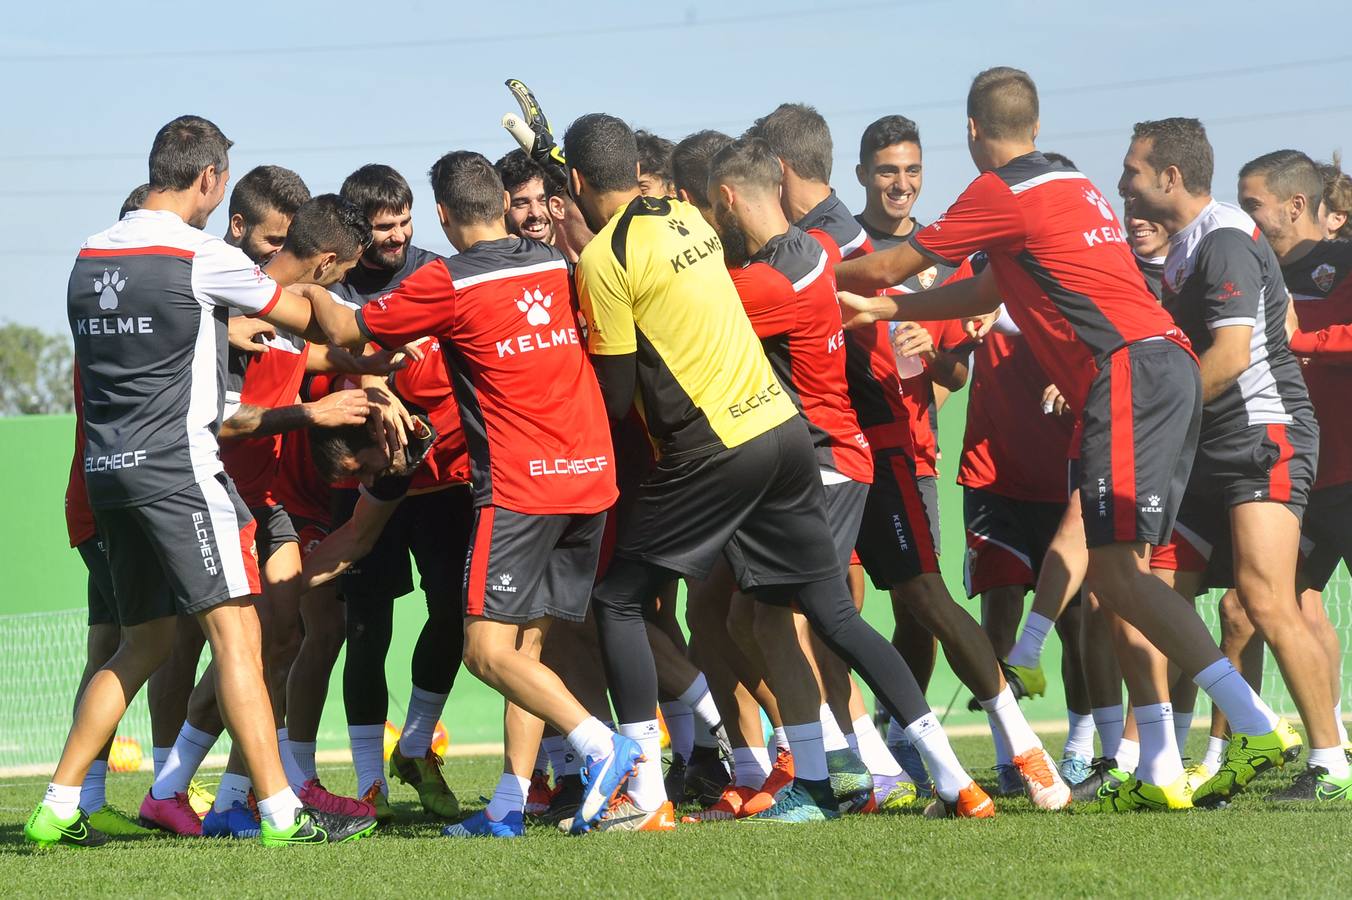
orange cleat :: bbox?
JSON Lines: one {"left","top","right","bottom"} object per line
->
{"left": 680, "top": 784, "right": 761, "bottom": 823}
{"left": 923, "top": 781, "right": 996, "bottom": 819}
{"left": 525, "top": 769, "right": 553, "bottom": 816}
{"left": 1012, "top": 747, "right": 1072, "bottom": 810}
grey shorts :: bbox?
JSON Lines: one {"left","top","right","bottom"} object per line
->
{"left": 250, "top": 502, "right": 299, "bottom": 564}
{"left": 94, "top": 474, "right": 260, "bottom": 626}
{"left": 821, "top": 478, "right": 869, "bottom": 572}
{"left": 463, "top": 507, "right": 606, "bottom": 624}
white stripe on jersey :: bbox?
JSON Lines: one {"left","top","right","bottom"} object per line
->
{"left": 791, "top": 248, "right": 829, "bottom": 294}
{"left": 1235, "top": 284, "right": 1292, "bottom": 426}
{"left": 186, "top": 301, "right": 221, "bottom": 484}
{"left": 1007, "top": 171, "right": 1088, "bottom": 194}
{"left": 201, "top": 475, "right": 254, "bottom": 599}
{"left": 451, "top": 258, "right": 568, "bottom": 290}
{"left": 839, "top": 227, "right": 868, "bottom": 258}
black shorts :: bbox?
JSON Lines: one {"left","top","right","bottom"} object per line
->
{"left": 962, "top": 488, "right": 1066, "bottom": 599}
{"left": 77, "top": 537, "right": 118, "bottom": 627}
{"left": 335, "top": 483, "right": 474, "bottom": 606}
{"left": 250, "top": 503, "right": 298, "bottom": 564}
{"left": 1079, "top": 339, "right": 1201, "bottom": 548}
{"left": 615, "top": 418, "right": 841, "bottom": 590}
{"left": 855, "top": 449, "right": 941, "bottom": 589}
{"left": 464, "top": 507, "right": 606, "bottom": 623}
{"left": 1299, "top": 483, "right": 1352, "bottom": 591}
{"left": 1193, "top": 417, "right": 1317, "bottom": 511}
{"left": 822, "top": 478, "right": 869, "bottom": 572}
{"left": 93, "top": 474, "right": 260, "bottom": 626}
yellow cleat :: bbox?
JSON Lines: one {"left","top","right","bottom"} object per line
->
{"left": 1079, "top": 771, "right": 1193, "bottom": 812}
{"left": 187, "top": 778, "right": 215, "bottom": 817}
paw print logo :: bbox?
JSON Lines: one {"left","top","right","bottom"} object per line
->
{"left": 94, "top": 268, "right": 127, "bottom": 310}
{"left": 499, "top": 573, "right": 513, "bottom": 586}
{"left": 516, "top": 288, "right": 552, "bottom": 327}
{"left": 667, "top": 218, "right": 690, "bottom": 237}
{"left": 1083, "top": 188, "right": 1114, "bottom": 221}
{"left": 1147, "top": 495, "right": 1161, "bottom": 507}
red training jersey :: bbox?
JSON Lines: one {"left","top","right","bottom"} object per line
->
{"left": 357, "top": 237, "right": 617, "bottom": 515}
{"left": 912, "top": 152, "right": 1191, "bottom": 413}
{"left": 219, "top": 338, "right": 310, "bottom": 509}
{"left": 390, "top": 338, "right": 471, "bottom": 490}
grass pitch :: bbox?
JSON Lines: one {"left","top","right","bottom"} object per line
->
{"left": 2, "top": 734, "right": 1350, "bottom": 898}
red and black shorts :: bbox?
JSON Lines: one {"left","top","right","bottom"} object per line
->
{"left": 93, "top": 473, "right": 261, "bottom": 626}
{"left": 1079, "top": 339, "right": 1201, "bottom": 548}
{"left": 961, "top": 487, "right": 1066, "bottom": 599}
{"left": 855, "top": 449, "right": 941, "bottom": 589}
{"left": 464, "top": 506, "right": 607, "bottom": 624}
{"left": 291, "top": 516, "right": 330, "bottom": 560}
{"left": 1301, "top": 482, "right": 1352, "bottom": 591}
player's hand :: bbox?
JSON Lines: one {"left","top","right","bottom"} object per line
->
{"left": 1041, "top": 383, "right": 1069, "bottom": 416}
{"left": 891, "top": 321, "right": 935, "bottom": 360}
{"left": 363, "top": 377, "right": 412, "bottom": 459}
{"left": 305, "top": 389, "right": 371, "bottom": 428}
{"left": 838, "top": 291, "right": 895, "bottom": 330}
{"left": 503, "top": 79, "right": 565, "bottom": 169}
{"left": 964, "top": 311, "right": 999, "bottom": 340}
{"left": 326, "top": 345, "right": 409, "bottom": 376}
{"left": 228, "top": 316, "right": 275, "bottom": 353}
{"left": 399, "top": 337, "right": 431, "bottom": 362}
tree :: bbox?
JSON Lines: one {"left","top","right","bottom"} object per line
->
{"left": 0, "top": 323, "right": 73, "bottom": 416}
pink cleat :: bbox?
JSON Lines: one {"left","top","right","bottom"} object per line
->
{"left": 139, "top": 791, "right": 204, "bottom": 836}
{"left": 299, "top": 778, "right": 376, "bottom": 818}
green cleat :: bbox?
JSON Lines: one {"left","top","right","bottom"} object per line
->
{"left": 1069, "top": 758, "right": 1128, "bottom": 803}
{"left": 825, "top": 748, "right": 874, "bottom": 813}
{"left": 875, "top": 776, "right": 921, "bottom": 811}
{"left": 259, "top": 808, "right": 376, "bottom": 846}
{"left": 1276, "top": 718, "right": 1303, "bottom": 763}
{"left": 1077, "top": 772, "right": 1192, "bottom": 813}
{"left": 746, "top": 779, "right": 840, "bottom": 824}
{"left": 1192, "top": 723, "right": 1292, "bottom": 808}
{"left": 1266, "top": 765, "right": 1352, "bottom": 803}
{"left": 25, "top": 805, "right": 109, "bottom": 848}
{"left": 389, "top": 749, "right": 460, "bottom": 818}
{"left": 88, "top": 806, "right": 153, "bottom": 836}
{"left": 360, "top": 780, "right": 395, "bottom": 824}
{"left": 1002, "top": 660, "right": 1046, "bottom": 699}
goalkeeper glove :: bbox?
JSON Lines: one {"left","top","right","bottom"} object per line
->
{"left": 501, "top": 78, "right": 566, "bottom": 171}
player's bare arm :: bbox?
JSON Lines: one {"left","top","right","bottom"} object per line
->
{"left": 219, "top": 389, "right": 371, "bottom": 441}
{"left": 835, "top": 239, "right": 931, "bottom": 294}
{"left": 300, "top": 492, "right": 404, "bottom": 591}
{"left": 840, "top": 267, "right": 1002, "bottom": 330}
{"left": 1199, "top": 324, "right": 1254, "bottom": 403}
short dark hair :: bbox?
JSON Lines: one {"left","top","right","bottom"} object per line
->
{"left": 495, "top": 148, "right": 546, "bottom": 195}
{"left": 1041, "top": 151, "right": 1077, "bottom": 169}
{"left": 635, "top": 130, "right": 676, "bottom": 185}
{"left": 340, "top": 164, "right": 414, "bottom": 220}
{"left": 283, "top": 194, "right": 373, "bottom": 260}
{"left": 746, "top": 103, "right": 833, "bottom": 184}
{"left": 1321, "top": 153, "right": 1352, "bottom": 239}
{"left": 120, "top": 183, "right": 150, "bottom": 218}
{"left": 148, "top": 115, "right": 233, "bottom": 191}
{"left": 859, "top": 115, "right": 921, "bottom": 167}
{"left": 227, "top": 165, "right": 311, "bottom": 226}
{"left": 310, "top": 423, "right": 372, "bottom": 483}
{"left": 671, "top": 130, "right": 733, "bottom": 208}
{"left": 967, "top": 67, "right": 1039, "bottom": 142}
{"left": 709, "top": 136, "right": 782, "bottom": 196}
{"left": 563, "top": 113, "right": 639, "bottom": 194}
{"left": 1132, "top": 117, "right": 1214, "bottom": 196}
{"left": 429, "top": 151, "right": 506, "bottom": 225}
{"left": 1239, "top": 149, "right": 1324, "bottom": 222}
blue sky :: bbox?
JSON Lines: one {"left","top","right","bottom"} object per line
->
{"left": 3, "top": 0, "right": 1348, "bottom": 334}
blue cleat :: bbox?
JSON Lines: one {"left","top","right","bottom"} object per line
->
{"left": 202, "top": 801, "right": 261, "bottom": 839}
{"left": 747, "top": 779, "right": 840, "bottom": 824}
{"left": 572, "top": 734, "right": 644, "bottom": 835}
{"left": 1059, "top": 753, "right": 1094, "bottom": 786}
{"left": 442, "top": 809, "right": 524, "bottom": 838}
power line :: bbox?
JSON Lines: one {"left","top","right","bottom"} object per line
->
{"left": 1, "top": 53, "right": 1347, "bottom": 167}
{"left": 0, "top": 1, "right": 924, "bottom": 63}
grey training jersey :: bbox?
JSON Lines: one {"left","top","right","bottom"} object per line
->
{"left": 68, "top": 209, "right": 283, "bottom": 508}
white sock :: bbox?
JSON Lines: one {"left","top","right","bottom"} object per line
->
{"left": 1336, "top": 702, "right": 1349, "bottom": 745}
{"left": 1007, "top": 611, "right": 1054, "bottom": 669}
{"left": 1194, "top": 658, "right": 1279, "bottom": 735}
{"left": 904, "top": 713, "right": 970, "bottom": 802}
{"left": 619, "top": 720, "right": 665, "bottom": 811}
{"left": 43, "top": 782, "right": 81, "bottom": 820}
{"left": 772, "top": 726, "right": 790, "bottom": 753}
{"left": 1134, "top": 703, "right": 1184, "bottom": 786}
{"left": 1092, "top": 705, "right": 1125, "bottom": 759}
{"left": 731, "top": 746, "right": 772, "bottom": 787}
{"left": 398, "top": 686, "right": 448, "bottom": 759}
{"left": 819, "top": 704, "right": 849, "bottom": 752}
{"left": 979, "top": 687, "right": 1042, "bottom": 757}
{"left": 80, "top": 760, "right": 108, "bottom": 814}
{"left": 291, "top": 740, "right": 318, "bottom": 780}
{"left": 152, "top": 747, "right": 171, "bottom": 780}
{"left": 1173, "top": 711, "right": 1193, "bottom": 756}
{"left": 213, "top": 772, "right": 252, "bottom": 813}
{"left": 1116, "top": 738, "right": 1140, "bottom": 773}
{"left": 485, "top": 772, "right": 530, "bottom": 820}
{"left": 1202, "top": 736, "right": 1228, "bottom": 771}
{"left": 659, "top": 701, "right": 695, "bottom": 760}
{"left": 256, "top": 788, "right": 304, "bottom": 831}
{"left": 348, "top": 723, "right": 387, "bottom": 798}
{"left": 784, "top": 721, "right": 828, "bottom": 781}
{"left": 277, "top": 728, "right": 308, "bottom": 791}
{"left": 565, "top": 716, "right": 614, "bottom": 762}
{"left": 542, "top": 735, "right": 569, "bottom": 776}
{"left": 679, "top": 675, "right": 723, "bottom": 749}
{"left": 152, "top": 722, "right": 218, "bottom": 800}
{"left": 852, "top": 715, "right": 902, "bottom": 777}
{"left": 1064, "top": 712, "right": 1095, "bottom": 759}
{"left": 1309, "top": 745, "right": 1351, "bottom": 779}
